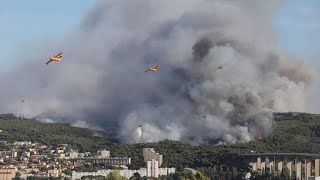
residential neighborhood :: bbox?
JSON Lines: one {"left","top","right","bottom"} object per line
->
{"left": 0, "top": 141, "right": 176, "bottom": 179}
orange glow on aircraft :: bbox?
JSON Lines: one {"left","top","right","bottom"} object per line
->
{"left": 145, "top": 65, "right": 160, "bottom": 72}
{"left": 46, "top": 52, "right": 63, "bottom": 65}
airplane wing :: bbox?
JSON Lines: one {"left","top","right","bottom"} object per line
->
{"left": 46, "top": 60, "right": 52, "bottom": 65}
{"left": 57, "top": 52, "right": 63, "bottom": 56}
{"left": 145, "top": 69, "right": 150, "bottom": 72}
{"left": 155, "top": 65, "right": 160, "bottom": 68}
{"left": 215, "top": 66, "right": 222, "bottom": 71}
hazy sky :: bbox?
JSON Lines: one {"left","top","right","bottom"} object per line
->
{"left": 0, "top": 0, "right": 95, "bottom": 69}
{"left": 275, "top": 0, "right": 319, "bottom": 62}
{"left": 0, "top": 0, "right": 318, "bottom": 70}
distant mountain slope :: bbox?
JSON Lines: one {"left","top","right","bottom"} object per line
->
{"left": 0, "top": 114, "right": 117, "bottom": 152}
{"left": 270, "top": 112, "right": 320, "bottom": 152}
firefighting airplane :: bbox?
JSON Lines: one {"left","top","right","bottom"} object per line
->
{"left": 46, "top": 52, "right": 63, "bottom": 65}
{"left": 145, "top": 65, "right": 160, "bottom": 72}
{"left": 215, "top": 64, "right": 224, "bottom": 71}
{"left": 200, "top": 115, "right": 207, "bottom": 119}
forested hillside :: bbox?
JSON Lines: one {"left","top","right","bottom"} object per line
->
{"left": 0, "top": 114, "right": 117, "bottom": 152}
{"left": 1, "top": 112, "right": 320, "bottom": 170}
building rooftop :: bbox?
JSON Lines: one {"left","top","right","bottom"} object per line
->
{"left": 240, "top": 153, "right": 320, "bottom": 157}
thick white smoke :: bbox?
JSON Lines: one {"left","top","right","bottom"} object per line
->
{"left": 0, "top": 0, "right": 317, "bottom": 144}
{"left": 135, "top": 126, "right": 143, "bottom": 143}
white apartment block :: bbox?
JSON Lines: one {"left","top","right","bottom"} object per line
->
{"left": 71, "top": 167, "right": 175, "bottom": 180}
{"left": 72, "top": 169, "right": 146, "bottom": 180}
{"left": 0, "top": 151, "right": 17, "bottom": 158}
{"left": 13, "top": 141, "right": 31, "bottom": 146}
{"left": 68, "top": 150, "right": 79, "bottom": 159}
{"left": 0, "top": 166, "right": 17, "bottom": 180}
{"left": 143, "top": 148, "right": 163, "bottom": 167}
{"left": 97, "top": 150, "right": 110, "bottom": 158}
{"left": 167, "top": 167, "right": 176, "bottom": 174}
{"left": 147, "top": 159, "right": 159, "bottom": 177}
{"left": 76, "top": 157, "right": 131, "bottom": 166}
{"left": 72, "top": 148, "right": 175, "bottom": 179}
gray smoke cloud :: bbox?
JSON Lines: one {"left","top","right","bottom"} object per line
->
{"left": 0, "top": 0, "right": 317, "bottom": 144}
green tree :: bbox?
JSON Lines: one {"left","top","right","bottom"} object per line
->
{"left": 129, "top": 172, "right": 142, "bottom": 180}
{"left": 14, "top": 172, "right": 22, "bottom": 180}
{"left": 194, "top": 171, "right": 207, "bottom": 180}
{"left": 106, "top": 171, "right": 127, "bottom": 180}
{"left": 63, "top": 169, "right": 72, "bottom": 176}
{"left": 280, "top": 167, "right": 290, "bottom": 180}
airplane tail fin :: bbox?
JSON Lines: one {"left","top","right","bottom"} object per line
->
{"left": 46, "top": 60, "right": 51, "bottom": 65}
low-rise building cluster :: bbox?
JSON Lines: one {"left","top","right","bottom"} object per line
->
{"left": 72, "top": 148, "right": 175, "bottom": 179}
{"left": 0, "top": 141, "right": 175, "bottom": 179}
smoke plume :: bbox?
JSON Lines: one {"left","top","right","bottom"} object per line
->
{"left": 0, "top": 0, "right": 317, "bottom": 144}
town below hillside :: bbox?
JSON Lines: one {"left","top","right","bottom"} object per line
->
{"left": 1, "top": 112, "right": 320, "bottom": 179}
